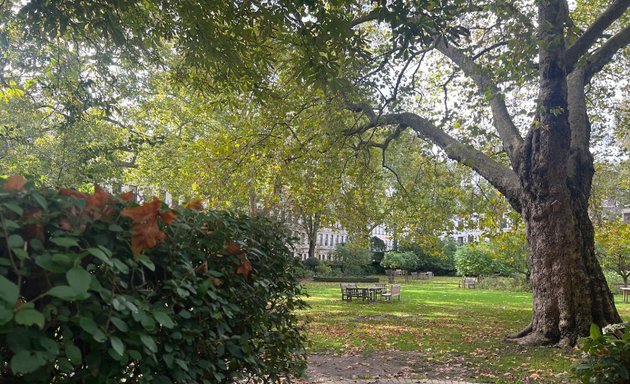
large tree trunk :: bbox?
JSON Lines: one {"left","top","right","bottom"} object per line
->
{"left": 508, "top": 0, "right": 621, "bottom": 346}
{"left": 345, "top": 0, "right": 629, "bottom": 347}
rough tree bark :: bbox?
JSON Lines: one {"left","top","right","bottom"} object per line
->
{"left": 300, "top": 211, "right": 321, "bottom": 260}
{"left": 346, "top": 0, "right": 630, "bottom": 346}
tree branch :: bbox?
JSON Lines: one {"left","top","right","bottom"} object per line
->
{"left": 583, "top": 25, "right": 630, "bottom": 83}
{"left": 343, "top": 108, "right": 522, "bottom": 211}
{"left": 435, "top": 39, "right": 523, "bottom": 163}
{"left": 566, "top": 0, "right": 630, "bottom": 71}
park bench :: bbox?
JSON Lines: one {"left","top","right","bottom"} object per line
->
{"left": 459, "top": 276, "right": 477, "bottom": 288}
{"left": 381, "top": 284, "right": 401, "bottom": 302}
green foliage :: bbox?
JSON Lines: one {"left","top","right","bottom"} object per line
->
{"left": 333, "top": 242, "right": 372, "bottom": 275}
{"left": 0, "top": 179, "right": 306, "bottom": 383}
{"left": 596, "top": 218, "right": 630, "bottom": 286}
{"left": 400, "top": 240, "right": 457, "bottom": 275}
{"left": 485, "top": 231, "right": 530, "bottom": 279}
{"left": 454, "top": 243, "right": 503, "bottom": 277}
{"left": 381, "top": 251, "right": 417, "bottom": 271}
{"left": 303, "top": 256, "right": 321, "bottom": 272}
{"left": 574, "top": 323, "right": 630, "bottom": 384}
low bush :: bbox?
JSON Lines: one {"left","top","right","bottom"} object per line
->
{"left": 574, "top": 323, "right": 630, "bottom": 384}
{"left": 476, "top": 275, "right": 531, "bottom": 292}
{"left": 0, "top": 177, "right": 307, "bottom": 383}
{"left": 311, "top": 276, "right": 379, "bottom": 283}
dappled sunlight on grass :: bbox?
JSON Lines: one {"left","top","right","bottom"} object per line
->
{"left": 300, "top": 277, "right": 581, "bottom": 383}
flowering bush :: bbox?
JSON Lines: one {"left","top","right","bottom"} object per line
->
{"left": 574, "top": 323, "right": 630, "bottom": 383}
{"left": 0, "top": 176, "right": 307, "bottom": 383}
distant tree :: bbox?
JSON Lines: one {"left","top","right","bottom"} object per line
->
{"left": 333, "top": 242, "right": 372, "bottom": 276}
{"left": 381, "top": 251, "right": 417, "bottom": 271}
{"left": 455, "top": 244, "right": 504, "bottom": 277}
{"left": 370, "top": 236, "right": 386, "bottom": 273}
{"left": 597, "top": 219, "right": 630, "bottom": 287}
{"left": 487, "top": 232, "right": 531, "bottom": 281}
{"left": 401, "top": 240, "right": 457, "bottom": 275}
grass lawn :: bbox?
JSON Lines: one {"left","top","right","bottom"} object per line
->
{"left": 299, "top": 276, "right": 630, "bottom": 383}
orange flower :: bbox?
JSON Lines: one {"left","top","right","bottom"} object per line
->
{"left": 121, "top": 197, "right": 177, "bottom": 256}
{"left": 59, "top": 188, "right": 88, "bottom": 199}
{"left": 120, "top": 191, "right": 135, "bottom": 202}
{"left": 3, "top": 175, "right": 27, "bottom": 191}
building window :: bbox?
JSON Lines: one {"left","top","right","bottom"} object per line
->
{"left": 319, "top": 234, "right": 322, "bottom": 245}
{"left": 457, "top": 236, "right": 464, "bottom": 244}
{"left": 325, "top": 234, "right": 328, "bottom": 246}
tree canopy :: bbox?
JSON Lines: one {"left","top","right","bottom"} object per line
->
{"left": 2, "top": 0, "right": 630, "bottom": 347}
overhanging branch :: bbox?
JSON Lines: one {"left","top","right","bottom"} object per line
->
{"left": 566, "top": 0, "right": 630, "bottom": 71}
{"left": 583, "top": 25, "right": 630, "bottom": 83}
{"left": 435, "top": 39, "right": 523, "bottom": 163}
{"left": 343, "top": 106, "right": 522, "bottom": 211}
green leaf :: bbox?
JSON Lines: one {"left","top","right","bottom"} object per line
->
{"left": 14, "top": 308, "right": 45, "bottom": 329}
{"left": 31, "top": 192, "right": 48, "bottom": 210}
{"left": 138, "top": 255, "right": 155, "bottom": 271}
{"left": 110, "top": 316, "right": 129, "bottom": 332}
{"left": 112, "top": 258, "right": 129, "bottom": 274}
{"left": 590, "top": 323, "right": 602, "bottom": 339}
{"left": 12, "top": 248, "right": 28, "bottom": 260}
{"left": 66, "top": 266, "right": 92, "bottom": 294}
{"left": 140, "top": 334, "right": 158, "bottom": 353}
{"left": 0, "top": 275, "right": 19, "bottom": 306}
{"left": 152, "top": 311, "right": 175, "bottom": 329}
{"left": 46, "top": 285, "right": 78, "bottom": 300}
{"left": 38, "top": 336, "right": 59, "bottom": 355}
{"left": 10, "top": 350, "right": 46, "bottom": 375}
{"left": 0, "top": 306, "right": 13, "bottom": 325}
{"left": 50, "top": 237, "right": 79, "bottom": 247}
{"left": 65, "top": 342, "right": 82, "bottom": 365}
{"left": 110, "top": 335, "right": 125, "bottom": 356}
{"left": 79, "top": 316, "right": 106, "bottom": 342}
{"left": 2, "top": 219, "right": 20, "bottom": 230}
{"left": 7, "top": 234, "right": 24, "bottom": 248}
{"left": 87, "top": 247, "right": 112, "bottom": 266}
{"left": 108, "top": 224, "right": 124, "bottom": 232}
{"left": 3, "top": 202, "right": 23, "bottom": 216}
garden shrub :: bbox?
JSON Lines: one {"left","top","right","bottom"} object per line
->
{"left": 454, "top": 243, "right": 507, "bottom": 277}
{"left": 574, "top": 323, "right": 630, "bottom": 384}
{"left": 333, "top": 242, "right": 372, "bottom": 275}
{"left": 0, "top": 177, "right": 307, "bottom": 383}
{"left": 303, "top": 256, "right": 320, "bottom": 271}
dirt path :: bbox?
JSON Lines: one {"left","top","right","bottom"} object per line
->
{"left": 296, "top": 351, "right": 478, "bottom": 383}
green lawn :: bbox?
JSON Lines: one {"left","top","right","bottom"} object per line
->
{"left": 299, "top": 277, "right": 630, "bottom": 383}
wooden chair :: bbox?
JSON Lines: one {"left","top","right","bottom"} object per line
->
{"left": 340, "top": 283, "right": 361, "bottom": 301}
{"left": 381, "top": 284, "right": 400, "bottom": 302}
{"left": 459, "top": 276, "right": 478, "bottom": 288}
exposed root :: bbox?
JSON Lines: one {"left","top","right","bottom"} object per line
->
{"left": 505, "top": 324, "right": 555, "bottom": 346}
{"left": 506, "top": 323, "right": 533, "bottom": 340}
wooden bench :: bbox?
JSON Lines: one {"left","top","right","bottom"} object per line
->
{"left": 381, "top": 284, "right": 400, "bottom": 302}
{"left": 459, "top": 276, "right": 477, "bottom": 288}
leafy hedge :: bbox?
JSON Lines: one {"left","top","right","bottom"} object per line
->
{"left": 311, "top": 276, "right": 379, "bottom": 283}
{"left": 0, "top": 177, "right": 307, "bottom": 383}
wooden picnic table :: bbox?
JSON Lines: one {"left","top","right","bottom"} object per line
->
{"left": 359, "top": 286, "right": 384, "bottom": 302}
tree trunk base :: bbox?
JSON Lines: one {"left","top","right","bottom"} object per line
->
{"left": 506, "top": 324, "right": 556, "bottom": 346}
